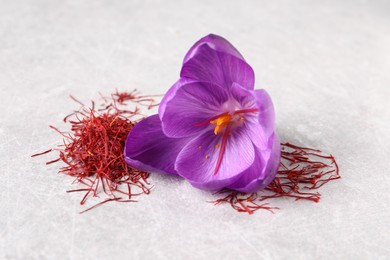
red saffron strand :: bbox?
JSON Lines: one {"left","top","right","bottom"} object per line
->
{"left": 32, "top": 90, "right": 159, "bottom": 213}
{"left": 31, "top": 149, "right": 53, "bottom": 157}
{"left": 192, "top": 112, "right": 229, "bottom": 127}
{"left": 69, "top": 95, "right": 85, "bottom": 107}
{"left": 212, "top": 142, "right": 340, "bottom": 214}
{"left": 214, "top": 123, "right": 232, "bottom": 175}
{"left": 211, "top": 190, "right": 279, "bottom": 214}
{"left": 193, "top": 108, "right": 259, "bottom": 127}
{"left": 233, "top": 108, "right": 259, "bottom": 115}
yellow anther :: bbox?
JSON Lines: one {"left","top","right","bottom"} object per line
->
{"left": 215, "top": 144, "right": 220, "bottom": 149}
{"left": 210, "top": 114, "right": 232, "bottom": 135}
{"left": 205, "top": 155, "right": 209, "bottom": 159}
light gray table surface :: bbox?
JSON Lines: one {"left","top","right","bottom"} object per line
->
{"left": 1, "top": 0, "right": 389, "bottom": 259}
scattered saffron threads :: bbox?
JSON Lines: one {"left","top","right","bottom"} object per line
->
{"left": 211, "top": 142, "right": 341, "bottom": 214}
{"left": 32, "top": 89, "right": 160, "bottom": 213}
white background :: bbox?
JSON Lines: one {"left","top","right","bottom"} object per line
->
{"left": 1, "top": 0, "right": 389, "bottom": 259}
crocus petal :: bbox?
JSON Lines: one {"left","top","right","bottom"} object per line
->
{"left": 175, "top": 127, "right": 255, "bottom": 191}
{"left": 181, "top": 44, "right": 255, "bottom": 90}
{"left": 161, "top": 81, "right": 229, "bottom": 138}
{"left": 230, "top": 83, "right": 269, "bottom": 150}
{"left": 230, "top": 82, "right": 257, "bottom": 107}
{"left": 255, "top": 89, "right": 276, "bottom": 139}
{"left": 124, "top": 115, "right": 190, "bottom": 175}
{"left": 158, "top": 77, "right": 196, "bottom": 120}
{"left": 183, "top": 34, "right": 244, "bottom": 64}
{"left": 227, "top": 133, "right": 281, "bottom": 193}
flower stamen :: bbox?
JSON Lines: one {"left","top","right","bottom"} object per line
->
{"left": 210, "top": 114, "right": 232, "bottom": 135}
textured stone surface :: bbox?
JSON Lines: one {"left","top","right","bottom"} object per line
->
{"left": 1, "top": 0, "right": 389, "bottom": 259}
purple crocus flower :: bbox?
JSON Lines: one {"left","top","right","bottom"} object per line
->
{"left": 125, "top": 34, "right": 281, "bottom": 193}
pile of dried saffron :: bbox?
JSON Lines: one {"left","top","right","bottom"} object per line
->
{"left": 32, "top": 90, "right": 159, "bottom": 213}
{"left": 212, "top": 143, "right": 341, "bottom": 214}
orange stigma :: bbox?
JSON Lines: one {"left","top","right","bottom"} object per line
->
{"left": 210, "top": 114, "right": 232, "bottom": 135}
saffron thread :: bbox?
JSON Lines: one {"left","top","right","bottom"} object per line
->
{"left": 32, "top": 90, "right": 159, "bottom": 213}
{"left": 211, "top": 142, "right": 340, "bottom": 214}
{"left": 214, "top": 123, "right": 232, "bottom": 175}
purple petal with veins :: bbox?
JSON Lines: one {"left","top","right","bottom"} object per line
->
{"left": 183, "top": 34, "right": 244, "bottom": 63}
